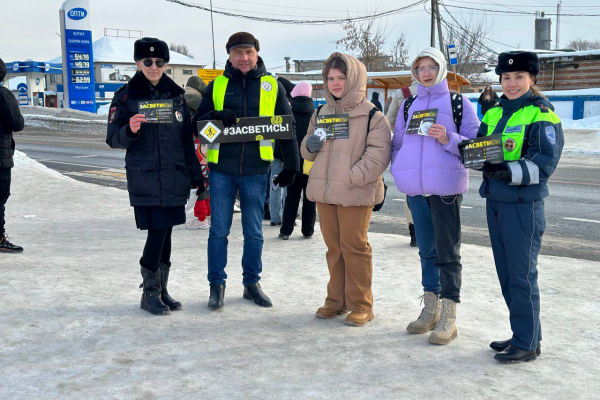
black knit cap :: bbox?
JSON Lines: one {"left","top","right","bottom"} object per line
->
{"left": 226, "top": 32, "right": 260, "bottom": 54}
{"left": 495, "top": 51, "right": 539, "bottom": 80}
{"left": 134, "top": 37, "right": 170, "bottom": 63}
{"left": 277, "top": 77, "right": 295, "bottom": 98}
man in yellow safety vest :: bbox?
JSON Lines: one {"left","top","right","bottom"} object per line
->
{"left": 192, "top": 32, "right": 300, "bottom": 310}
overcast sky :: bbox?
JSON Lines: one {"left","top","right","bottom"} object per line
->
{"left": 1, "top": 0, "right": 599, "bottom": 71}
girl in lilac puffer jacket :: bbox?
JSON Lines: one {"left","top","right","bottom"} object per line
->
{"left": 390, "top": 47, "right": 479, "bottom": 345}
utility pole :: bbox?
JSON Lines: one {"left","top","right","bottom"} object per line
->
{"left": 556, "top": 0, "right": 562, "bottom": 49}
{"left": 431, "top": 0, "right": 436, "bottom": 47}
{"left": 435, "top": 0, "right": 445, "bottom": 53}
{"left": 210, "top": 0, "right": 216, "bottom": 69}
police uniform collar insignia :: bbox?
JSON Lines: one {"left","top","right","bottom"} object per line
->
{"left": 175, "top": 110, "right": 183, "bottom": 122}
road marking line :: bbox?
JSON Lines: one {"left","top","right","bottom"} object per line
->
{"left": 73, "top": 155, "right": 98, "bottom": 158}
{"left": 563, "top": 217, "right": 600, "bottom": 224}
{"left": 392, "top": 199, "right": 405, "bottom": 202}
{"left": 81, "top": 170, "right": 126, "bottom": 177}
{"left": 551, "top": 180, "right": 600, "bottom": 187}
{"left": 461, "top": 206, "right": 473, "bottom": 209}
{"left": 36, "top": 160, "right": 112, "bottom": 168}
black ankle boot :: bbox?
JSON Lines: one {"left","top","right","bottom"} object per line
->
{"left": 408, "top": 224, "right": 416, "bottom": 247}
{"left": 0, "top": 232, "right": 24, "bottom": 253}
{"left": 139, "top": 262, "right": 170, "bottom": 316}
{"left": 160, "top": 262, "right": 182, "bottom": 311}
{"left": 494, "top": 345, "right": 538, "bottom": 363}
{"left": 491, "top": 339, "right": 541, "bottom": 355}
{"left": 243, "top": 283, "right": 272, "bottom": 307}
{"left": 208, "top": 284, "right": 225, "bottom": 310}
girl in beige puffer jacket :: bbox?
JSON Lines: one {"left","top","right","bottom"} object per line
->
{"left": 301, "top": 52, "right": 391, "bottom": 326}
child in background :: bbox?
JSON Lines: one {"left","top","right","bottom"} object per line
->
{"left": 187, "top": 140, "right": 211, "bottom": 230}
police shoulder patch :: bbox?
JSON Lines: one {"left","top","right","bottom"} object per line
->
{"left": 109, "top": 107, "right": 117, "bottom": 123}
{"left": 534, "top": 102, "right": 549, "bottom": 113}
{"left": 545, "top": 126, "right": 556, "bottom": 145}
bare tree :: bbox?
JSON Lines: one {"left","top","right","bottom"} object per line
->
{"left": 565, "top": 38, "right": 600, "bottom": 51}
{"left": 336, "top": 17, "right": 391, "bottom": 71}
{"left": 389, "top": 32, "right": 410, "bottom": 69}
{"left": 170, "top": 42, "right": 195, "bottom": 58}
{"left": 442, "top": 16, "right": 495, "bottom": 80}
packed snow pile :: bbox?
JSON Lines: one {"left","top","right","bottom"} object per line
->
{"left": 96, "top": 103, "right": 111, "bottom": 115}
{"left": 19, "top": 105, "right": 106, "bottom": 121}
{"left": 12, "top": 150, "right": 72, "bottom": 181}
{"left": 562, "top": 115, "right": 600, "bottom": 130}
{"left": 2, "top": 153, "right": 599, "bottom": 399}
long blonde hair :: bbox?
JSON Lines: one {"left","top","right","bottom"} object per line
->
{"left": 530, "top": 73, "right": 547, "bottom": 99}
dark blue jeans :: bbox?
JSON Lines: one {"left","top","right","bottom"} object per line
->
{"left": 208, "top": 170, "right": 267, "bottom": 286}
{"left": 0, "top": 168, "right": 11, "bottom": 233}
{"left": 407, "top": 194, "right": 463, "bottom": 302}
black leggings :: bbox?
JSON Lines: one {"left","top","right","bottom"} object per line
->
{"left": 141, "top": 227, "right": 172, "bottom": 272}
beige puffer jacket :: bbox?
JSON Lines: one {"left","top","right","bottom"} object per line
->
{"left": 301, "top": 53, "right": 391, "bottom": 207}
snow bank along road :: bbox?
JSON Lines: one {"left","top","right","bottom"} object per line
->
{"left": 15, "top": 131, "right": 600, "bottom": 262}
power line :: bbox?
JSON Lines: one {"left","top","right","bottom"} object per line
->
{"left": 165, "top": 0, "right": 428, "bottom": 24}
{"left": 444, "top": 4, "right": 600, "bottom": 16}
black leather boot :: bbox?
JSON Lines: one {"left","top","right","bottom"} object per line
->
{"left": 208, "top": 284, "right": 225, "bottom": 310}
{"left": 491, "top": 339, "right": 541, "bottom": 355}
{"left": 160, "top": 262, "right": 182, "bottom": 311}
{"left": 0, "top": 231, "right": 23, "bottom": 253}
{"left": 139, "top": 263, "right": 170, "bottom": 315}
{"left": 409, "top": 224, "right": 417, "bottom": 247}
{"left": 494, "top": 345, "right": 538, "bottom": 363}
{"left": 243, "top": 283, "right": 273, "bottom": 307}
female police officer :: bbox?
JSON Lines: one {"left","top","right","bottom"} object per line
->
{"left": 107, "top": 38, "right": 204, "bottom": 315}
{"left": 463, "top": 51, "right": 564, "bottom": 362}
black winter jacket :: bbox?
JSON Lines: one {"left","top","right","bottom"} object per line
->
{"left": 290, "top": 96, "right": 314, "bottom": 163}
{"left": 192, "top": 57, "right": 300, "bottom": 176}
{"left": 0, "top": 86, "right": 25, "bottom": 169}
{"left": 106, "top": 71, "right": 203, "bottom": 207}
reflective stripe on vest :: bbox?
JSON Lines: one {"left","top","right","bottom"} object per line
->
{"left": 207, "top": 75, "right": 278, "bottom": 164}
{"left": 483, "top": 104, "right": 560, "bottom": 161}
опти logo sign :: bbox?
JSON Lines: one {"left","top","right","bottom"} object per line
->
{"left": 67, "top": 7, "right": 87, "bottom": 20}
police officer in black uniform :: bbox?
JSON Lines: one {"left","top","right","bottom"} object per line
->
{"left": 0, "top": 58, "right": 25, "bottom": 253}
{"left": 462, "top": 51, "right": 564, "bottom": 363}
{"left": 107, "top": 38, "right": 204, "bottom": 315}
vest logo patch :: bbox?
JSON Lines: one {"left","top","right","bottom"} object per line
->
{"left": 545, "top": 126, "right": 556, "bottom": 145}
{"left": 505, "top": 125, "right": 522, "bottom": 133}
{"left": 109, "top": 107, "right": 117, "bottom": 123}
{"left": 199, "top": 122, "right": 222, "bottom": 143}
{"left": 505, "top": 138, "right": 516, "bottom": 152}
{"left": 261, "top": 81, "right": 273, "bottom": 92}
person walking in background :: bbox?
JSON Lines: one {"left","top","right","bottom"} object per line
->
{"left": 390, "top": 47, "right": 479, "bottom": 344}
{"left": 301, "top": 53, "right": 391, "bottom": 327}
{"left": 478, "top": 85, "right": 499, "bottom": 119}
{"left": 386, "top": 80, "right": 419, "bottom": 248}
{"left": 106, "top": 38, "right": 205, "bottom": 315}
{"left": 384, "top": 96, "right": 393, "bottom": 115}
{"left": 370, "top": 91, "right": 383, "bottom": 112}
{"left": 0, "top": 58, "right": 25, "bottom": 253}
{"left": 184, "top": 76, "right": 207, "bottom": 115}
{"left": 279, "top": 81, "right": 316, "bottom": 240}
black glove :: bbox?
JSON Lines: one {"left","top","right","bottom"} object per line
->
{"left": 306, "top": 134, "right": 324, "bottom": 153}
{"left": 457, "top": 140, "right": 470, "bottom": 163}
{"left": 273, "top": 169, "right": 296, "bottom": 188}
{"left": 212, "top": 110, "right": 237, "bottom": 128}
{"left": 483, "top": 162, "right": 510, "bottom": 181}
{"left": 192, "top": 178, "right": 206, "bottom": 195}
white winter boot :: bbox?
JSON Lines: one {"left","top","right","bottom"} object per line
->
{"left": 406, "top": 291, "right": 441, "bottom": 334}
{"left": 428, "top": 298, "right": 458, "bottom": 345}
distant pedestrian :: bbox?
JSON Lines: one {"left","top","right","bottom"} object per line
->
{"left": 184, "top": 76, "right": 207, "bottom": 115}
{"left": 478, "top": 85, "right": 499, "bottom": 118}
{"left": 370, "top": 91, "right": 383, "bottom": 112}
{"left": 0, "top": 58, "right": 25, "bottom": 253}
{"left": 279, "top": 81, "right": 316, "bottom": 240}
{"left": 106, "top": 38, "right": 205, "bottom": 316}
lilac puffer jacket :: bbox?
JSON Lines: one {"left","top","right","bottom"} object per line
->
{"left": 390, "top": 79, "right": 479, "bottom": 196}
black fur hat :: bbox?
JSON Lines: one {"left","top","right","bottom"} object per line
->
{"left": 134, "top": 37, "right": 170, "bottom": 63}
{"left": 495, "top": 51, "right": 539, "bottom": 82}
{"left": 226, "top": 32, "right": 260, "bottom": 54}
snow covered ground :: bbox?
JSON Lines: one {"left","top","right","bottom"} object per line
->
{"left": 2, "top": 152, "right": 599, "bottom": 399}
